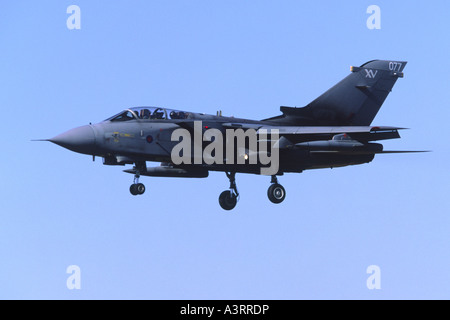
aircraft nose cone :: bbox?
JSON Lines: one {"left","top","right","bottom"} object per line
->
{"left": 50, "top": 125, "right": 96, "bottom": 155}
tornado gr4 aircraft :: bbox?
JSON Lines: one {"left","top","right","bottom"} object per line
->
{"left": 43, "top": 60, "right": 422, "bottom": 210}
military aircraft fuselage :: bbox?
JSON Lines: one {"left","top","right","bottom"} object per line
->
{"left": 45, "top": 60, "right": 419, "bottom": 210}
{"left": 50, "top": 107, "right": 374, "bottom": 176}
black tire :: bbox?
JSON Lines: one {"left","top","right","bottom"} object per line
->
{"left": 268, "top": 184, "right": 286, "bottom": 204}
{"left": 129, "top": 184, "right": 138, "bottom": 196}
{"left": 136, "top": 183, "right": 146, "bottom": 195}
{"left": 219, "top": 190, "right": 237, "bottom": 210}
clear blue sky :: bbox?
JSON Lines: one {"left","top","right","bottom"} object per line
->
{"left": 0, "top": 0, "right": 449, "bottom": 299}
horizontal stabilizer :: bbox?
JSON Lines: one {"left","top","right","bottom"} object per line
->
{"left": 375, "top": 150, "right": 430, "bottom": 154}
{"left": 310, "top": 150, "right": 429, "bottom": 155}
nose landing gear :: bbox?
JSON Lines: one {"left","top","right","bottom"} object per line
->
{"left": 129, "top": 162, "right": 146, "bottom": 196}
{"left": 130, "top": 181, "right": 145, "bottom": 195}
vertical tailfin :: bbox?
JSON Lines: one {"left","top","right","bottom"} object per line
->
{"left": 304, "top": 60, "right": 407, "bottom": 125}
{"left": 268, "top": 60, "right": 407, "bottom": 126}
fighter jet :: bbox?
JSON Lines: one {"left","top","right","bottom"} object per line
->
{"left": 42, "top": 60, "right": 423, "bottom": 210}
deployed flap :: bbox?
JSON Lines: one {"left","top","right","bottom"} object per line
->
{"left": 257, "top": 125, "right": 403, "bottom": 142}
{"left": 257, "top": 125, "right": 403, "bottom": 135}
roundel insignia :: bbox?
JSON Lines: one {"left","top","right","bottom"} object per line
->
{"left": 146, "top": 135, "right": 153, "bottom": 143}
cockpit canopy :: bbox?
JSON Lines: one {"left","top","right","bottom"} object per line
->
{"left": 105, "top": 107, "right": 189, "bottom": 122}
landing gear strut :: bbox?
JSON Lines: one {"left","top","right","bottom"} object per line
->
{"left": 130, "top": 162, "right": 146, "bottom": 196}
{"left": 267, "top": 175, "right": 286, "bottom": 204}
{"left": 219, "top": 172, "right": 239, "bottom": 210}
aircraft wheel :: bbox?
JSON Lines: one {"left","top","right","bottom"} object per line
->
{"left": 268, "top": 184, "right": 286, "bottom": 204}
{"left": 136, "top": 183, "right": 146, "bottom": 195}
{"left": 219, "top": 190, "right": 237, "bottom": 211}
{"left": 130, "top": 183, "right": 145, "bottom": 195}
{"left": 130, "top": 184, "right": 138, "bottom": 196}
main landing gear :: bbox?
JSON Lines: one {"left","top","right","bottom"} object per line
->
{"left": 267, "top": 175, "right": 286, "bottom": 204}
{"left": 218, "top": 173, "right": 286, "bottom": 210}
{"left": 130, "top": 162, "right": 146, "bottom": 196}
{"left": 219, "top": 172, "right": 239, "bottom": 210}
